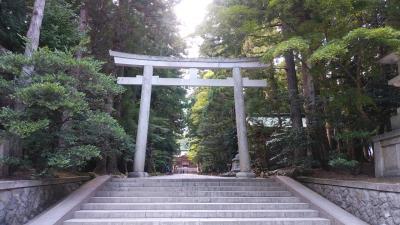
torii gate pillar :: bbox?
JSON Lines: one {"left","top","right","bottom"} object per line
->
{"left": 130, "top": 65, "right": 153, "bottom": 177}
{"left": 233, "top": 68, "right": 255, "bottom": 178}
{"left": 110, "top": 51, "right": 268, "bottom": 178}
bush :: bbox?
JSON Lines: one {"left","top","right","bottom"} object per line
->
{"left": 266, "top": 128, "right": 312, "bottom": 168}
{"left": 0, "top": 49, "right": 131, "bottom": 175}
{"left": 328, "top": 155, "right": 360, "bottom": 173}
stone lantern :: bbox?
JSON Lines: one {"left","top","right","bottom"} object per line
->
{"left": 373, "top": 53, "right": 400, "bottom": 177}
{"left": 381, "top": 53, "right": 400, "bottom": 87}
{"left": 231, "top": 153, "right": 241, "bottom": 173}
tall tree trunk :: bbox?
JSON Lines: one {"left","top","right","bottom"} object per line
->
{"left": 107, "top": 151, "right": 120, "bottom": 174}
{"left": 94, "top": 157, "right": 107, "bottom": 174}
{"left": 301, "top": 62, "right": 329, "bottom": 167}
{"left": 284, "top": 51, "right": 305, "bottom": 164}
{"left": 16, "top": 0, "right": 46, "bottom": 108}
{"left": 105, "top": 90, "right": 119, "bottom": 174}
{"left": 76, "top": 2, "right": 88, "bottom": 59}
{"left": 301, "top": 62, "right": 315, "bottom": 158}
{"left": 59, "top": 1, "right": 89, "bottom": 151}
{"left": 94, "top": 96, "right": 120, "bottom": 174}
{"left": 21, "top": 0, "right": 46, "bottom": 82}
{"left": 97, "top": 0, "right": 129, "bottom": 174}
{"left": 86, "top": 0, "right": 120, "bottom": 174}
{"left": 285, "top": 52, "right": 303, "bottom": 129}
{"left": 24, "top": 0, "right": 46, "bottom": 57}
{"left": 301, "top": 63, "right": 316, "bottom": 123}
{"left": 11, "top": 0, "right": 46, "bottom": 175}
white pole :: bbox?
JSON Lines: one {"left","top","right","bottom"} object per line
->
{"left": 233, "top": 67, "right": 256, "bottom": 178}
{"left": 129, "top": 65, "right": 153, "bottom": 177}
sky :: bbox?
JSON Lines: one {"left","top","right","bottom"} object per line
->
{"left": 174, "top": 0, "right": 213, "bottom": 58}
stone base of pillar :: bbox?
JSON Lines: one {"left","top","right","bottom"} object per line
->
{"left": 236, "top": 171, "right": 256, "bottom": 178}
{"left": 128, "top": 172, "right": 149, "bottom": 178}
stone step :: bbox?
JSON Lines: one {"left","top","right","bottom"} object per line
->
{"left": 89, "top": 196, "right": 302, "bottom": 203}
{"left": 82, "top": 203, "right": 310, "bottom": 210}
{"left": 111, "top": 178, "right": 275, "bottom": 183}
{"left": 64, "top": 218, "right": 331, "bottom": 225}
{"left": 59, "top": 177, "right": 333, "bottom": 225}
{"left": 101, "top": 186, "right": 285, "bottom": 192}
{"left": 105, "top": 181, "right": 278, "bottom": 187}
{"left": 95, "top": 190, "right": 293, "bottom": 197}
{"left": 73, "top": 209, "right": 320, "bottom": 219}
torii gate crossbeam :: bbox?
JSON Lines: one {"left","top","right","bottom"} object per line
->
{"left": 110, "top": 50, "right": 269, "bottom": 178}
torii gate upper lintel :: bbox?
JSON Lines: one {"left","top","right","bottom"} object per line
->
{"left": 110, "top": 50, "right": 269, "bottom": 178}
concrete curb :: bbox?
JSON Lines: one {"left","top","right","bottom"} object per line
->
{"left": 275, "top": 176, "right": 369, "bottom": 225}
{"left": 25, "top": 175, "right": 111, "bottom": 225}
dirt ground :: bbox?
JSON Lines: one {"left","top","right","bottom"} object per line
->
{"left": 264, "top": 163, "right": 400, "bottom": 184}
{"left": 307, "top": 168, "right": 400, "bottom": 184}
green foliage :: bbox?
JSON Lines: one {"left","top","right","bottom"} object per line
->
{"left": 0, "top": 0, "right": 188, "bottom": 176}
{"left": 335, "top": 130, "right": 375, "bottom": 142}
{"left": 328, "top": 154, "right": 360, "bottom": 172}
{"left": 40, "top": 0, "right": 81, "bottom": 50}
{"left": 263, "top": 37, "right": 309, "bottom": 61}
{"left": 0, "top": 49, "right": 131, "bottom": 172}
{"left": 0, "top": 0, "right": 81, "bottom": 52}
{"left": 343, "top": 27, "right": 400, "bottom": 48}
{"left": 0, "top": 0, "right": 27, "bottom": 51}
{"left": 309, "top": 41, "right": 348, "bottom": 63}
{"left": 311, "top": 27, "right": 400, "bottom": 63}
{"left": 197, "top": 0, "right": 400, "bottom": 173}
{"left": 81, "top": 112, "right": 133, "bottom": 154}
{"left": 151, "top": 150, "right": 172, "bottom": 173}
{"left": 0, "top": 107, "right": 50, "bottom": 138}
{"left": 47, "top": 145, "right": 100, "bottom": 169}
{"left": 3, "top": 0, "right": 400, "bottom": 176}
{"left": 187, "top": 71, "right": 238, "bottom": 173}
{"left": 0, "top": 76, "right": 12, "bottom": 97}
{"left": 82, "top": 0, "right": 186, "bottom": 173}
{"left": 0, "top": 156, "right": 32, "bottom": 169}
{"left": 16, "top": 82, "right": 87, "bottom": 111}
{"left": 266, "top": 129, "right": 311, "bottom": 168}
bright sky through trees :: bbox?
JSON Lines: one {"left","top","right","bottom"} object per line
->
{"left": 174, "top": 0, "right": 213, "bottom": 57}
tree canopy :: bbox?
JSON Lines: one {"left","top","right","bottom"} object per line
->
{"left": 189, "top": 0, "right": 400, "bottom": 173}
{"left": 0, "top": 0, "right": 186, "bottom": 176}
{"left": 1, "top": 0, "right": 400, "bottom": 177}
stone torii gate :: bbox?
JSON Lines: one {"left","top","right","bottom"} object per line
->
{"left": 110, "top": 50, "right": 269, "bottom": 178}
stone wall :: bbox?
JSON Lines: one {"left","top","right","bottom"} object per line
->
{"left": 298, "top": 177, "right": 400, "bottom": 225}
{"left": 0, "top": 176, "right": 90, "bottom": 225}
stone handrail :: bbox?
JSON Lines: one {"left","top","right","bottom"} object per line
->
{"left": 298, "top": 176, "right": 400, "bottom": 193}
{"left": 26, "top": 175, "right": 111, "bottom": 225}
{"left": 0, "top": 176, "right": 91, "bottom": 191}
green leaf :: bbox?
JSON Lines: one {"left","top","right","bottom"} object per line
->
{"left": 310, "top": 40, "right": 347, "bottom": 63}
{"left": 263, "top": 37, "right": 309, "bottom": 61}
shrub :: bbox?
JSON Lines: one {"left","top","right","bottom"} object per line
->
{"left": 328, "top": 156, "right": 360, "bottom": 173}
{"left": 0, "top": 49, "right": 131, "bottom": 175}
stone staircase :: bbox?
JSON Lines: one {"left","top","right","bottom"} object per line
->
{"left": 63, "top": 177, "right": 331, "bottom": 225}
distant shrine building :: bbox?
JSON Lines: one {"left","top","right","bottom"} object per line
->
{"left": 173, "top": 155, "right": 198, "bottom": 174}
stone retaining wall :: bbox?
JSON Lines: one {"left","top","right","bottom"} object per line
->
{"left": 0, "top": 176, "right": 91, "bottom": 225}
{"left": 298, "top": 177, "right": 400, "bottom": 225}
